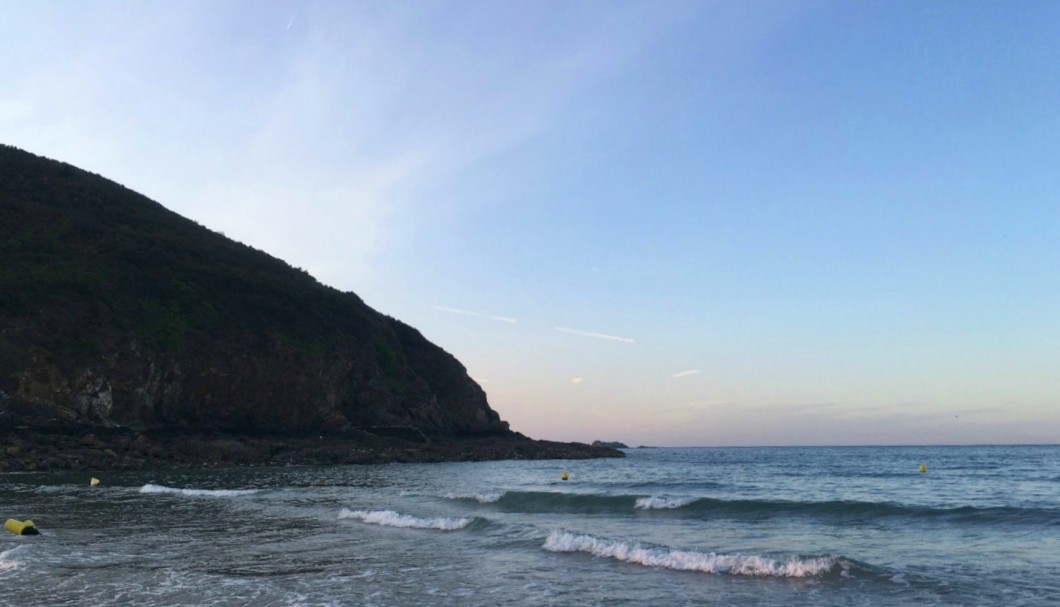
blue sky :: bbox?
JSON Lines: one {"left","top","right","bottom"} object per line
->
{"left": 3, "top": 1, "right": 1058, "bottom": 445}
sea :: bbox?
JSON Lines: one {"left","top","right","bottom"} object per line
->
{"left": 1, "top": 445, "right": 1057, "bottom": 606}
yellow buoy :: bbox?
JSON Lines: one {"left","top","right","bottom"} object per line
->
{"left": 90, "top": 477, "right": 100, "bottom": 487}
{"left": 560, "top": 472, "right": 569, "bottom": 481}
{"left": 4, "top": 519, "right": 39, "bottom": 536}
{"left": 918, "top": 464, "right": 927, "bottom": 473}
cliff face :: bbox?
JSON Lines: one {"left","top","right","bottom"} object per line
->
{"left": 0, "top": 145, "right": 508, "bottom": 439}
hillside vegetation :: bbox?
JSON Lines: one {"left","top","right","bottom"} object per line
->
{"left": 0, "top": 144, "right": 507, "bottom": 439}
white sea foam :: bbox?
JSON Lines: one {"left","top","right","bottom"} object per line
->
{"left": 139, "top": 483, "right": 259, "bottom": 497}
{"left": 635, "top": 495, "right": 697, "bottom": 510}
{"left": 0, "top": 546, "right": 23, "bottom": 573}
{"left": 543, "top": 530, "right": 837, "bottom": 577}
{"left": 444, "top": 492, "right": 503, "bottom": 503}
{"left": 338, "top": 508, "right": 472, "bottom": 530}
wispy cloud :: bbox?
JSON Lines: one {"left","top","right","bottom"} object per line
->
{"left": 672, "top": 369, "right": 701, "bottom": 378}
{"left": 554, "top": 327, "right": 635, "bottom": 344}
{"left": 433, "top": 305, "right": 518, "bottom": 323}
{"left": 0, "top": 3, "right": 685, "bottom": 294}
{"left": 571, "top": 377, "right": 584, "bottom": 384}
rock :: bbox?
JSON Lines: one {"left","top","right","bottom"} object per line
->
{"left": 592, "top": 440, "right": 629, "bottom": 449}
{"left": 365, "top": 425, "right": 429, "bottom": 443}
{"left": 118, "top": 455, "right": 143, "bottom": 469}
{"left": 42, "top": 457, "right": 66, "bottom": 470}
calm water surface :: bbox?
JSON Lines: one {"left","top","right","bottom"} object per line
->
{"left": 1, "top": 445, "right": 1057, "bottom": 606}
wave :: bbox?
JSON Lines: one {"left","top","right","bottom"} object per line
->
{"left": 624, "top": 480, "right": 724, "bottom": 490}
{"left": 635, "top": 496, "right": 697, "bottom": 510}
{"left": 674, "top": 497, "right": 1060, "bottom": 525}
{"left": 543, "top": 530, "right": 845, "bottom": 578}
{"left": 445, "top": 492, "right": 502, "bottom": 504}
{"left": 138, "top": 484, "right": 260, "bottom": 498}
{"left": 477, "top": 491, "right": 638, "bottom": 512}
{"left": 454, "top": 490, "right": 701, "bottom": 512}
{"left": 0, "top": 546, "right": 24, "bottom": 573}
{"left": 338, "top": 509, "right": 473, "bottom": 530}
{"left": 463, "top": 490, "right": 1057, "bottom": 525}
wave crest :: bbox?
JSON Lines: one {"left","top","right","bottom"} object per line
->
{"left": 0, "top": 547, "right": 24, "bottom": 573}
{"left": 138, "top": 484, "right": 259, "bottom": 497}
{"left": 635, "top": 496, "right": 697, "bottom": 510}
{"left": 338, "top": 509, "right": 473, "bottom": 530}
{"left": 444, "top": 492, "right": 502, "bottom": 504}
{"left": 488, "top": 492, "right": 1056, "bottom": 525}
{"left": 543, "top": 530, "right": 840, "bottom": 578}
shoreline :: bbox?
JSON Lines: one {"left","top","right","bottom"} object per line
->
{"left": 0, "top": 430, "right": 624, "bottom": 473}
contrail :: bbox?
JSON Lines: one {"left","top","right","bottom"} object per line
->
{"left": 673, "top": 369, "right": 701, "bottom": 378}
{"left": 433, "top": 305, "right": 518, "bottom": 323}
{"left": 554, "top": 326, "right": 635, "bottom": 344}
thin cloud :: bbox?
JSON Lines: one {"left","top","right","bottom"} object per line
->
{"left": 433, "top": 305, "right": 518, "bottom": 323}
{"left": 672, "top": 369, "right": 701, "bottom": 378}
{"left": 554, "top": 326, "right": 635, "bottom": 344}
{"left": 571, "top": 377, "right": 584, "bottom": 384}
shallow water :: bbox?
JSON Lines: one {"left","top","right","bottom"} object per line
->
{"left": 1, "top": 445, "right": 1057, "bottom": 606}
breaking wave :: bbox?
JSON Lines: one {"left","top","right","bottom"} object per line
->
{"left": 139, "top": 484, "right": 260, "bottom": 498}
{"left": 338, "top": 509, "right": 474, "bottom": 530}
{"left": 542, "top": 530, "right": 846, "bottom": 578}
{"left": 445, "top": 492, "right": 503, "bottom": 504}
{"left": 458, "top": 490, "right": 1057, "bottom": 525}
{"left": 635, "top": 496, "right": 697, "bottom": 509}
{"left": 472, "top": 490, "right": 637, "bottom": 512}
{"left": 673, "top": 497, "right": 1060, "bottom": 525}
{"left": 0, "top": 546, "right": 24, "bottom": 573}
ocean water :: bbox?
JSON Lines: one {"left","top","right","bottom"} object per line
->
{"left": 1, "top": 445, "right": 1057, "bottom": 606}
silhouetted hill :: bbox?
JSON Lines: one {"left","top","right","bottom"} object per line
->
{"left": 0, "top": 145, "right": 620, "bottom": 468}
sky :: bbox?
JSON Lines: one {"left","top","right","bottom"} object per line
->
{"left": 2, "top": 0, "right": 1058, "bottom": 446}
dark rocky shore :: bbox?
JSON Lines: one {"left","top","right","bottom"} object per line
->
{"left": 0, "top": 429, "right": 622, "bottom": 473}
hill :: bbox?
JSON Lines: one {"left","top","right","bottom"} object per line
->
{"left": 0, "top": 145, "right": 619, "bottom": 470}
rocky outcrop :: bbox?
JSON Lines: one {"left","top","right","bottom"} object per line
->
{"left": 1, "top": 322, "right": 508, "bottom": 438}
{"left": 591, "top": 440, "right": 629, "bottom": 449}
{"left": 0, "top": 145, "right": 621, "bottom": 464}
{"left": 0, "top": 429, "right": 618, "bottom": 472}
